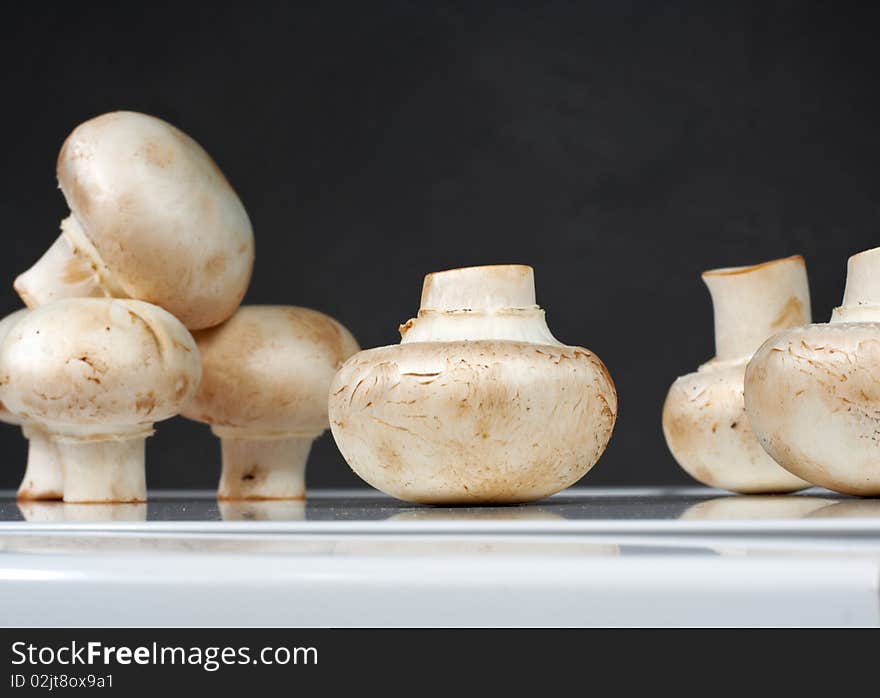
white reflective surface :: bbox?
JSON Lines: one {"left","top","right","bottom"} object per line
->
{"left": 0, "top": 488, "right": 878, "bottom": 627}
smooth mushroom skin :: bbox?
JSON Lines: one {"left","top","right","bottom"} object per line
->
{"left": 14, "top": 111, "right": 254, "bottom": 330}
{"left": 328, "top": 264, "right": 617, "bottom": 505}
{"left": 744, "top": 247, "right": 880, "bottom": 497}
{"left": 0, "top": 309, "right": 64, "bottom": 500}
{"left": 662, "top": 255, "right": 812, "bottom": 494}
{"left": 181, "top": 305, "right": 360, "bottom": 500}
{"left": 0, "top": 298, "right": 201, "bottom": 503}
{"left": 663, "top": 362, "right": 809, "bottom": 493}
{"left": 745, "top": 323, "right": 880, "bottom": 495}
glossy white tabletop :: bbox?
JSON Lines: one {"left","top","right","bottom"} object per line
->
{"left": 0, "top": 488, "right": 877, "bottom": 627}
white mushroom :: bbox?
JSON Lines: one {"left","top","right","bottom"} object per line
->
{"left": 0, "top": 309, "right": 64, "bottom": 500}
{"left": 662, "top": 255, "right": 812, "bottom": 493}
{"left": 328, "top": 264, "right": 617, "bottom": 504}
{"left": 745, "top": 247, "right": 880, "bottom": 496}
{"left": 15, "top": 111, "right": 254, "bottom": 330}
{"left": 0, "top": 298, "right": 201, "bottom": 502}
{"left": 181, "top": 306, "right": 359, "bottom": 500}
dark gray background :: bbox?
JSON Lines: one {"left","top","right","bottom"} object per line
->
{"left": 1, "top": 1, "right": 878, "bottom": 490}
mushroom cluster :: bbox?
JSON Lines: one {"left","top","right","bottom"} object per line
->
{"left": 1, "top": 110, "right": 357, "bottom": 503}
{"left": 19, "top": 113, "right": 880, "bottom": 508}
{"left": 664, "top": 247, "right": 880, "bottom": 499}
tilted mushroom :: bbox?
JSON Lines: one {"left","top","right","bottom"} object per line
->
{"left": 0, "top": 309, "right": 64, "bottom": 500}
{"left": 328, "top": 264, "right": 617, "bottom": 504}
{"left": 181, "top": 306, "right": 359, "bottom": 500}
{"left": 745, "top": 247, "right": 880, "bottom": 496}
{"left": 662, "top": 255, "right": 812, "bottom": 493}
{"left": 0, "top": 298, "right": 201, "bottom": 502}
{"left": 15, "top": 111, "right": 254, "bottom": 330}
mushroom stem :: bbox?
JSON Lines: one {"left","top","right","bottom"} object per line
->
{"left": 60, "top": 437, "right": 146, "bottom": 503}
{"left": 420, "top": 265, "right": 537, "bottom": 311}
{"left": 16, "top": 425, "right": 64, "bottom": 500}
{"left": 218, "top": 435, "right": 313, "bottom": 500}
{"left": 400, "top": 265, "right": 562, "bottom": 344}
{"left": 832, "top": 247, "right": 880, "bottom": 322}
{"left": 702, "top": 255, "right": 810, "bottom": 363}
{"left": 14, "top": 222, "right": 104, "bottom": 308}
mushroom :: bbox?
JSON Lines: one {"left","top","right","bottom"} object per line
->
{"left": 181, "top": 306, "right": 359, "bottom": 500}
{"left": 0, "top": 298, "right": 201, "bottom": 502}
{"left": 745, "top": 247, "right": 880, "bottom": 496}
{"left": 0, "top": 309, "right": 64, "bottom": 500}
{"left": 328, "top": 264, "right": 617, "bottom": 505}
{"left": 14, "top": 111, "right": 254, "bottom": 330}
{"left": 662, "top": 255, "right": 812, "bottom": 493}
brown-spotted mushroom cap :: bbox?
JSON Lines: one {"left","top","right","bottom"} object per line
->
{"left": 0, "top": 298, "right": 201, "bottom": 502}
{"left": 328, "top": 264, "right": 618, "bottom": 505}
{"left": 745, "top": 247, "right": 880, "bottom": 496}
{"left": 182, "top": 305, "right": 359, "bottom": 500}
{"left": 14, "top": 111, "right": 254, "bottom": 330}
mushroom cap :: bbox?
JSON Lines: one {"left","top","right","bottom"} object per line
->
{"left": 328, "top": 340, "right": 617, "bottom": 504}
{"left": 0, "top": 299, "right": 201, "bottom": 433}
{"left": 662, "top": 362, "right": 809, "bottom": 493}
{"left": 57, "top": 111, "right": 254, "bottom": 329}
{"left": 181, "top": 306, "right": 359, "bottom": 437}
{"left": 745, "top": 322, "right": 880, "bottom": 495}
{"left": 0, "top": 309, "right": 29, "bottom": 425}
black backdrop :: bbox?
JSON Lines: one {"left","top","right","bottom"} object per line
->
{"left": 1, "top": 1, "right": 878, "bottom": 491}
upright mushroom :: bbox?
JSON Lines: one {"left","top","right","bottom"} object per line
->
{"left": 0, "top": 309, "right": 63, "bottom": 499}
{"left": 745, "top": 247, "right": 880, "bottom": 496}
{"left": 15, "top": 111, "right": 254, "bottom": 330}
{"left": 0, "top": 298, "right": 201, "bottom": 502}
{"left": 181, "top": 306, "right": 359, "bottom": 500}
{"left": 662, "top": 255, "right": 811, "bottom": 493}
{"left": 328, "top": 264, "right": 617, "bottom": 504}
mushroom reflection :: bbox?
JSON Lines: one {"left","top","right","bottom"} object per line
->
{"left": 681, "top": 495, "right": 834, "bottom": 520}
{"left": 807, "top": 500, "right": 880, "bottom": 519}
{"left": 219, "top": 500, "right": 306, "bottom": 521}
{"left": 18, "top": 501, "right": 147, "bottom": 522}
